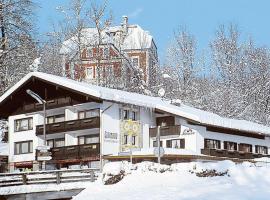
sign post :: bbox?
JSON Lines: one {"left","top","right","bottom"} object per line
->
{"left": 157, "top": 126, "right": 161, "bottom": 164}
{"left": 154, "top": 126, "right": 164, "bottom": 164}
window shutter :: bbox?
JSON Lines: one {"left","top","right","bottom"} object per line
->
{"left": 224, "top": 141, "right": 227, "bottom": 150}
{"left": 180, "top": 139, "right": 185, "bottom": 149}
{"left": 166, "top": 140, "right": 172, "bottom": 148}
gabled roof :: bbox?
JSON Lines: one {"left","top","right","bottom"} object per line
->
{"left": 0, "top": 72, "right": 270, "bottom": 135}
{"left": 60, "top": 25, "right": 154, "bottom": 55}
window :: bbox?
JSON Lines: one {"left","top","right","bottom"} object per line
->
{"left": 132, "top": 57, "right": 139, "bottom": 67}
{"left": 123, "top": 109, "right": 129, "bottom": 120}
{"left": 131, "top": 111, "right": 137, "bottom": 121}
{"left": 14, "top": 141, "right": 33, "bottom": 155}
{"left": 255, "top": 145, "right": 268, "bottom": 154}
{"left": 132, "top": 136, "right": 136, "bottom": 145}
{"left": 85, "top": 135, "right": 99, "bottom": 144}
{"left": 78, "top": 109, "right": 100, "bottom": 119}
{"left": 104, "top": 48, "right": 109, "bottom": 58}
{"left": 166, "top": 139, "right": 185, "bottom": 149}
{"left": 78, "top": 112, "right": 85, "bottom": 120}
{"left": 47, "top": 139, "right": 54, "bottom": 148}
{"left": 78, "top": 136, "right": 85, "bottom": 145}
{"left": 87, "top": 48, "right": 93, "bottom": 58}
{"left": 15, "top": 118, "right": 33, "bottom": 132}
{"left": 156, "top": 116, "right": 175, "bottom": 127}
{"left": 153, "top": 140, "right": 163, "bottom": 147}
{"left": 47, "top": 138, "right": 65, "bottom": 148}
{"left": 78, "top": 135, "right": 99, "bottom": 145}
{"left": 123, "top": 135, "right": 128, "bottom": 145}
{"left": 166, "top": 140, "right": 172, "bottom": 148}
{"left": 204, "top": 139, "right": 221, "bottom": 149}
{"left": 86, "top": 67, "right": 94, "bottom": 79}
{"left": 105, "top": 65, "right": 114, "bottom": 76}
{"left": 121, "top": 109, "right": 138, "bottom": 121}
{"left": 224, "top": 141, "right": 237, "bottom": 151}
{"left": 55, "top": 138, "right": 65, "bottom": 147}
{"left": 46, "top": 114, "right": 65, "bottom": 124}
{"left": 238, "top": 143, "right": 252, "bottom": 153}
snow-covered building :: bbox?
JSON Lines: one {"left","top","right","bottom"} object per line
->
{"left": 0, "top": 72, "right": 270, "bottom": 172}
{"left": 60, "top": 16, "right": 158, "bottom": 87}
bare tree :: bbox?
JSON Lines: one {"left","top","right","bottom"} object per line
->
{"left": 0, "top": 0, "right": 37, "bottom": 94}
{"left": 164, "top": 27, "right": 198, "bottom": 102}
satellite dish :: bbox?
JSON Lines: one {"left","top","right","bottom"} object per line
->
{"left": 162, "top": 74, "right": 171, "bottom": 79}
{"left": 158, "top": 88, "right": 165, "bottom": 97}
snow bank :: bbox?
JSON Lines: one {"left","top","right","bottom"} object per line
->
{"left": 74, "top": 161, "right": 270, "bottom": 200}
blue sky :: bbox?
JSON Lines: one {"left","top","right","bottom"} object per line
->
{"left": 34, "top": 0, "right": 270, "bottom": 63}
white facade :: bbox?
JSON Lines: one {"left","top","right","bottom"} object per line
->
{"left": 1, "top": 72, "right": 270, "bottom": 172}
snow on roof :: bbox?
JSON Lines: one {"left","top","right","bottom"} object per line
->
{"left": 60, "top": 24, "right": 153, "bottom": 55}
{"left": 121, "top": 25, "right": 153, "bottom": 50}
{"left": 0, "top": 72, "right": 270, "bottom": 135}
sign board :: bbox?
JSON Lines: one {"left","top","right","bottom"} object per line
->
{"left": 37, "top": 156, "right": 52, "bottom": 161}
{"left": 36, "top": 150, "right": 52, "bottom": 161}
{"left": 36, "top": 146, "right": 50, "bottom": 151}
{"left": 120, "top": 120, "right": 141, "bottom": 151}
{"left": 182, "top": 128, "right": 195, "bottom": 135}
{"left": 154, "top": 147, "right": 165, "bottom": 157}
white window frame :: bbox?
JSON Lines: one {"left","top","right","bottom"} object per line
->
{"left": 86, "top": 67, "right": 94, "bottom": 79}
{"left": 132, "top": 56, "right": 140, "bottom": 68}
{"left": 87, "top": 48, "right": 93, "bottom": 58}
{"left": 104, "top": 47, "right": 109, "bottom": 58}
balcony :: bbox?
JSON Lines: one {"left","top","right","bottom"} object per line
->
{"left": 23, "top": 97, "right": 72, "bottom": 113}
{"left": 201, "top": 148, "right": 269, "bottom": 159}
{"left": 36, "top": 117, "right": 100, "bottom": 135}
{"left": 49, "top": 143, "right": 100, "bottom": 160}
{"left": 149, "top": 125, "right": 181, "bottom": 137}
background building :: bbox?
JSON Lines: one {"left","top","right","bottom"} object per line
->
{"left": 60, "top": 16, "right": 158, "bottom": 89}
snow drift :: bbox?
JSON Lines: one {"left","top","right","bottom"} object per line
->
{"left": 74, "top": 160, "right": 270, "bottom": 200}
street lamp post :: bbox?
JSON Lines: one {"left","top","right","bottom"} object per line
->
{"left": 26, "top": 89, "right": 47, "bottom": 170}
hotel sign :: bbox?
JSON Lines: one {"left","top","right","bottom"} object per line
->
{"left": 120, "top": 120, "right": 141, "bottom": 151}
{"left": 105, "top": 131, "right": 118, "bottom": 139}
{"left": 182, "top": 128, "right": 195, "bottom": 135}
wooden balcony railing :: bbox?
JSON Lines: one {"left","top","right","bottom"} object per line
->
{"left": 24, "top": 97, "right": 72, "bottom": 113}
{"left": 201, "top": 148, "right": 269, "bottom": 159}
{"left": 49, "top": 143, "right": 100, "bottom": 160}
{"left": 36, "top": 117, "right": 100, "bottom": 135}
{"left": 149, "top": 125, "right": 181, "bottom": 137}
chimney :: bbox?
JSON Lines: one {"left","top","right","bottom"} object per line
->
{"left": 122, "top": 15, "right": 128, "bottom": 35}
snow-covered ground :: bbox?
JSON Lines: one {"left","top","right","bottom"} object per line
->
{"left": 74, "top": 160, "right": 270, "bottom": 200}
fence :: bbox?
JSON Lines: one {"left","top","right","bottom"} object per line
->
{"left": 0, "top": 168, "right": 99, "bottom": 187}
